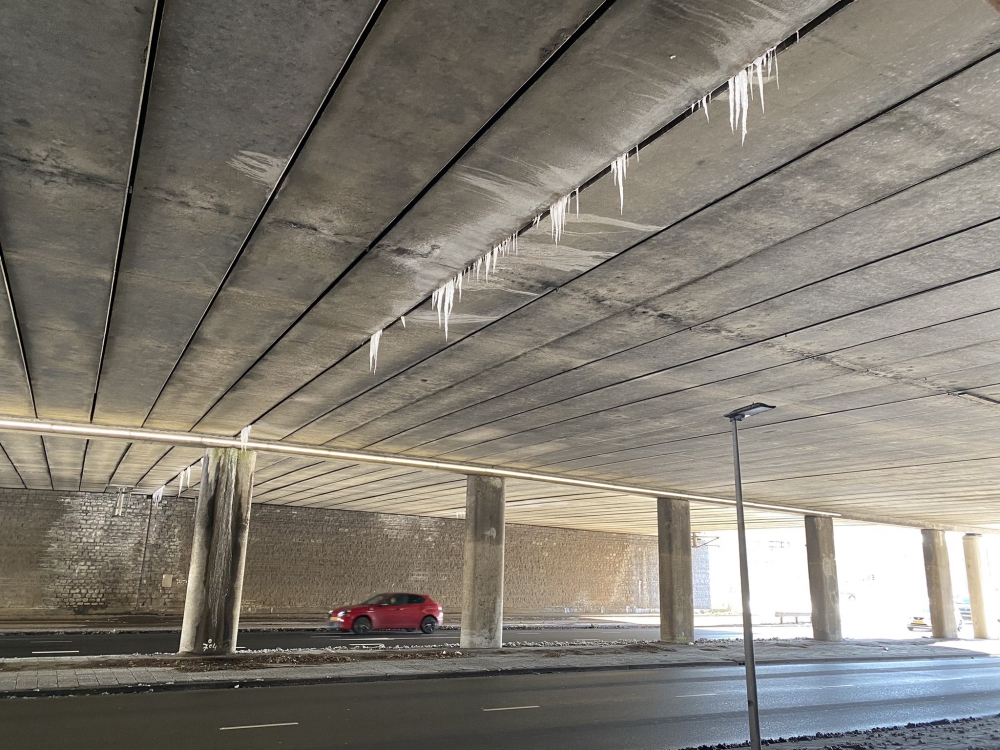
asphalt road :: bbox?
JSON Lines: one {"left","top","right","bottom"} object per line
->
{"left": 4, "top": 658, "right": 1000, "bottom": 749}
{"left": 0, "top": 625, "right": 817, "bottom": 658}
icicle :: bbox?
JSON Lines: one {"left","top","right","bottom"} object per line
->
{"left": 400, "top": 314, "right": 406, "bottom": 329}
{"left": 184, "top": 466, "right": 191, "bottom": 490}
{"left": 726, "top": 46, "right": 777, "bottom": 144}
{"left": 369, "top": 328, "right": 382, "bottom": 373}
{"left": 696, "top": 93, "right": 711, "bottom": 123}
{"left": 532, "top": 215, "right": 541, "bottom": 228}
{"left": 152, "top": 485, "right": 164, "bottom": 503}
{"left": 177, "top": 469, "right": 185, "bottom": 497}
{"left": 239, "top": 425, "right": 251, "bottom": 449}
{"left": 574, "top": 188, "right": 579, "bottom": 218}
{"left": 609, "top": 152, "right": 629, "bottom": 214}
{"left": 430, "top": 278, "right": 456, "bottom": 338}
{"left": 549, "top": 193, "right": 571, "bottom": 243}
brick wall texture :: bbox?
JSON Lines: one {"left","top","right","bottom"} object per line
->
{"left": 0, "top": 489, "right": 661, "bottom": 617}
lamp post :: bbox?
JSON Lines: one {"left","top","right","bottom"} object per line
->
{"left": 724, "top": 402, "right": 776, "bottom": 750}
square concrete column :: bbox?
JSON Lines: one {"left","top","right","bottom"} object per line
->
{"left": 921, "top": 528, "right": 957, "bottom": 639}
{"left": 657, "top": 498, "right": 693, "bottom": 643}
{"left": 804, "top": 515, "right": 842, "bottom": 642}
{"left": 460, "top": 475, "right": 505, "bottom": 649}
{"left": 178, "top": 447, "right": 256, "bottom": 655}
{"left": 963, "top": 534, "right": 993, "bottom": 639}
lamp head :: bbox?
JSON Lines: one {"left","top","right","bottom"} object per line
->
{"left": 724, "top": 402, "right": 776, "bottom": 421}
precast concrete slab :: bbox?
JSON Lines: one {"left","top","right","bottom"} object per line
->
{"left": 2, "top": 0, "right": 1000, "bottom": 534}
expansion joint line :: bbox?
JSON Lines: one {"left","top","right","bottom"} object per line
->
{"left": 91, "top": 0, "right": 166, "bottom": 421}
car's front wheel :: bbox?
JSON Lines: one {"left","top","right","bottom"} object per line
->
{"left": 352, "top": 616, "right": 373, "bottom": 635}
{"left": 420, "top": 616, "right": 438, "bottom": 634}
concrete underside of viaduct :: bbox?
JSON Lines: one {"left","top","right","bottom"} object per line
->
{"left": 1, "top": 0, "right": 1000, "bottom": 539}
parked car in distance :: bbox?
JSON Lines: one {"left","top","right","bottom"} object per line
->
{"left": 908, "top": 604, "right": 963, "bottom": 633}
{"left": 328, "top": 593, "right": 443, "bottom": 634}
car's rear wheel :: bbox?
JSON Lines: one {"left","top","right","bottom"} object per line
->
{"left": 353, "top": 616, "right": 372, "bottom": 635}
{"left": 420, "top": 616, "right": 437, "bottom": 634}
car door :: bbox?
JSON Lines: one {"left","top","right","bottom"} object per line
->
{"left": 401, "top": 595, "right": 427, "bottom": 628}
{"left": 379, "top": 593, "right": 409, "bottom": 629}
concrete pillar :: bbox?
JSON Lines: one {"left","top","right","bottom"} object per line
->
{"left": 460, "top": 475, "right": 505, "bottom": 649}
{"left": 963, "top": 534, "right": 992, "bottom": 639}
{"left": 921, "top": 529, "right": 957, "bottom": 639}
{"left": 804, "top": 515, "right": 842, "bottom": 642}
{"left": 657, "top": 498, "right": 693, "bottom": 643}
{"left": 178, "top": 447, "right": 256, "bottom": 655}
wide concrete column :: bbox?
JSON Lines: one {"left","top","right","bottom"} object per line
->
{"left": 657, "top": 498, "right": 693, "bottom": 643}
{"left": 921, "top": 529, "right": 957, "bottom": 639}
{"left": 460, "top": 475, "right": 505, "bottom": 649}
{"left": 963, "top": 534, "right": 992, "bottom": 639}
{"left": 804, "top": 515, "right": 842, "bottom": 642}
{"left": 179, "top": 447, "right": 256, "bottom": 655}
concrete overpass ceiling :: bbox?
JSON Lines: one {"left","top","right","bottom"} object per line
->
{"left": 3, "top": 0, "right": 1000, "bottom": 533}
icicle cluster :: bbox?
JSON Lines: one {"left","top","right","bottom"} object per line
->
{"left": 427, "top": 232, "right": 518, "bottom": 341}
{"left": 176, "top": 465, "right": 192, "bottom": 496}
{"left": 369, "top": 328, "right": 382, "bottom": 372}
{"left": 356, "top": 38, "right": 793, "bottom": 375}
{"left": 728, "top": 46, "right": 777, "bottom": 144}
{"left": 609, "top": 152, "right": 630, "bottom": 214}
{"left": 239, "top": 425, "right": 251, "bottom": 449}
{"left": 152, "top": 485, "right": 164, "bottom": 503}
{"left": 550, "top": 193, "right": 571, "bottom": 243}
{"left": 691, "top": 93, "right": 711, "bottom": 122}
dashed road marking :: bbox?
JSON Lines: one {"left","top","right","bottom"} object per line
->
{"left": 483, "top": 705, "right": 540, "bottom": 712}
{"left": 219, "top": 722, "right": 299, "bottom": 731}
{"left": 31, "top": 650, "right": 79, "bottom": 655}
{"left": 675, "top": 693, "right": 716, "bottom": 698}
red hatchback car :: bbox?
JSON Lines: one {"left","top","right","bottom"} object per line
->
{"left": 328, "top": 593, "right": 443, "bottom": 634}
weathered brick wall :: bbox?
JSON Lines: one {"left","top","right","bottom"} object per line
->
{"left": 0, "top": 490, "right": 660, "bottom": 617}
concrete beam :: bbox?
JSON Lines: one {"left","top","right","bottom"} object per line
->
{"left": 178, "top": 447, "right": 255, "bottom": 655}
{"left": 921, "top": 528, "right": 957, "bottom": 640}
{"left": 963, "top": 533, "right": 993, "bottom": 639}
{"left": 657, "top": 497, "right": 693, "bottom": 643}
{"left": 460, "top": 474, "right": 505, "bottom": 649}
{"left": 805, "top": 515, "right": 841, "bottom": 642}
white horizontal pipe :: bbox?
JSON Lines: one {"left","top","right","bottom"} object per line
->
{"left": 0, "top": 415, "right": 834, "bottom": 517}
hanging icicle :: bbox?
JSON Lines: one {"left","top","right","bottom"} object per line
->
{"left": 400, "top": 315, "right": 406, "bottom": 329}
{"left": 369, "top": 328, "right": 382, "bottom": 373}
{"left": 609, "top": 152, "right": 629, "bottom": 214}
{"left": 240, "top": 425, "right": 251, "bottom": 449}
{"left": 727, "top": 46, "right": 777, "bottom": 144}
{"left": 692, "top": 93, "right": 711, "bottom": 122}
{"left": 152, "top": 485, "right": 164, "bottom": 503}
{"left": 549, "top": 193, "right": 571, "bottom": 243}
{"left": 177, "top": 468, "right": 185, "bottom": 497}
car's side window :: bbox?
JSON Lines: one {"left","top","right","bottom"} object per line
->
{"left": 407, "top": 595, "right": 425, "bottom": 605}
{"left": 387, "top": 594, "right": 405, "bottom": 605}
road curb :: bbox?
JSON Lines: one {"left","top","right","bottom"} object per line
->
{"left": 2, "top": 651, "right": 988, "bottom": 700}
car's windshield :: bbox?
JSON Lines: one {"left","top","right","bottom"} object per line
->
{"left": 360, "top": 594, "right": 387, "bottom": 605}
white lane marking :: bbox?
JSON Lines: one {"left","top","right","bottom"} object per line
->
{"left": 675, "top": 693, "right": 717, "bottom": 698}
{"left": 31, "top": 650, "right": 80, "bottom": 654}
{"left": 30, "top": 640, "right": 72, "bottom": 643}
{"left": 219, "top": 722, "right": 299, "bottom": 731}
{"left": 483, "top": 705, "right": 540, "bottom": 712}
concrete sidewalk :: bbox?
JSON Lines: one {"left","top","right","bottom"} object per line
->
{"left": 2, "top": 637, "right": 994, "bottom": 698}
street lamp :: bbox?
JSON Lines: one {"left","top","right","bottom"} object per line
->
{"left": 724, "top": 402, "right": 776, "bottom": 750}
